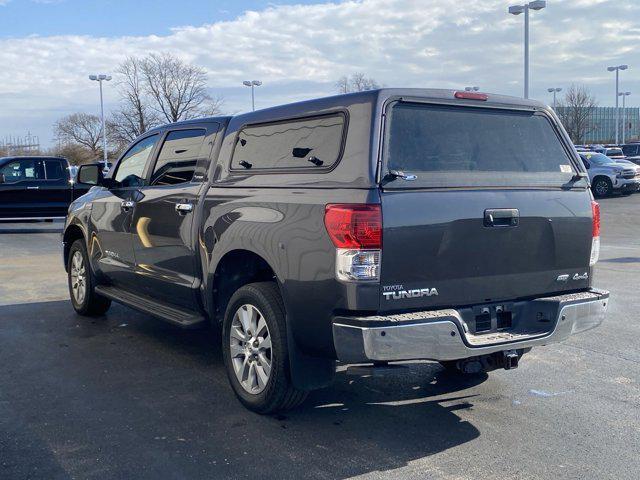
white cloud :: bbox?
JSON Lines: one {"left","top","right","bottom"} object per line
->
{"left": 0, "top": 0, "right": 638, "bottom": 146}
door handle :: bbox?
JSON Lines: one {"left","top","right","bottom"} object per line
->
{"left": 121, "top": 200, "right": 135, "bottom": 211}
{"left": 175, "top": 202, "right": 194, "bottom": 214}
{"left": 27, "top": 186, "right": 40, "bottom": 190}
{"left": 484, "top": 208, "right": 519, "bottom": 227}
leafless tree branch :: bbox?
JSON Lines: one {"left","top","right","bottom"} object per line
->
{"left": 556, "top": 84, "right": 598, "bottom": 145}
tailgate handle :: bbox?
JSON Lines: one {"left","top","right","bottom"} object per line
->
{"left": 484, "top": 208, "right": 519, "bottom": 227}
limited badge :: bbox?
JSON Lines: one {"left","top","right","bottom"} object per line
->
{"left": 559, "top": 165, "right": 572, "bottom": 173}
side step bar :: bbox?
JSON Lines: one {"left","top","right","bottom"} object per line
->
{"left": 95, "top": 285, "right": 207, "bottom": 328}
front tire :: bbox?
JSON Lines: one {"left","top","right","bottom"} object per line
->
{"left": 67, "top": 239, "right": 111, "bottom": 316}
{"left": 222, "top": 282, "right": 307, "bottom": 414}
{"left": 592, "top": 177, "right": 613, "bottom": 197}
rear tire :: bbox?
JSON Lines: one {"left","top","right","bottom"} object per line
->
{"left": 592, "top": 177, "right": 613, "bottom": 197}
{"left": 67, "top": 239, "right": 111, "bottom": 316}
{"left": 222, "top": 282, "right": 307, "bottom": 414}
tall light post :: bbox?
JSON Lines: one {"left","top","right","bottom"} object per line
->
{"left": 243, "top": 80, "right": 262, "bottom": 111}
{"left": 618, "top": 91, "right": 631, "bottom": 144}
{"left": 89, "top": 74, "right": 112, "bottom": 164}
{"left": 465, "top": 86, "right": 480, "bottom": 92}
{"left": 547, "top": 87, "right": 562, "bottom": 109}
{"left": 508, "top": 1, "right": 546, "bottom": 99}
{"left": 607, "top": 64, "right": 628, "bottom": 144}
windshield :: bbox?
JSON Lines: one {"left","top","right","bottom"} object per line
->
{"left": 581, "top": 152, "right": 616, "bottom": 166}
{"left": 384, "top": 102, "right": 578, "bottom": 188}
{"left": 606, "top": 148, "right": 623, "bottom": 156}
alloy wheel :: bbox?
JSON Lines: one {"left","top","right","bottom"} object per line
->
{"left": 70, "top": 250, "right": 87, "bottom": 305}
{"left": 229, "top": 304, "right": 273, "bottom": 394}
{"left": 595, "top": 180, "right": 609, "bottom": 196}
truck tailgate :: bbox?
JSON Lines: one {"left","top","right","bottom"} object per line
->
{"left": 378, "top": 188, "right": 592, "bottom": 312}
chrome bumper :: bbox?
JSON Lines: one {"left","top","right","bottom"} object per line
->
{"left": 332, "top": 289, "right": 609, "bottom": 363}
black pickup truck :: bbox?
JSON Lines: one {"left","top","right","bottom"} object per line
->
{"left": 0, "top": 156, "right": 89, "bottom": 220}
{"left": 63, "top": 89, "right": 609, "bottom": 413}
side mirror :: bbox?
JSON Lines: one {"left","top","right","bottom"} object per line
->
{"left": 77, "top": 164, "right": 103, "bottom": 186}
{"left": 584, "top": 162, "right": 590, "bottom": 170}
{"left": 0, "top": 173, "right": 5, "bottom": 184}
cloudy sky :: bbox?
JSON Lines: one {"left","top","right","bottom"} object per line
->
{"left": 0, "top": 0, "right": 638, "bottom": 148}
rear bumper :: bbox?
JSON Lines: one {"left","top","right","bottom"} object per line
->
{"left": 332, "top": 289, "right": 609, "bottom": 363}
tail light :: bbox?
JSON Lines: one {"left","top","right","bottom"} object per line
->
{"left": 324, "top": 204, "right": 381, "bottom": 281}
{"left": 590, "top": 201, "right": 600, "bottom": 266}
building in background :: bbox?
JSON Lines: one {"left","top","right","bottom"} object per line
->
{"left": 555, "top": 106, "right": 640, "bottom": 144}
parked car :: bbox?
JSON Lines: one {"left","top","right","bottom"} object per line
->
{"left": 579, "top": 152, "right": 640, "bottom": 196}
{"left": 0, "top": 156, "right": 90, "bottom": 220}
{"left": 63, "top": 89, "right": 609, "bottom": 413}
{"left": 604, "top": 147, "right": 625, "bottom": 160}
{"left": 587, "top": 144, "right": 606, "bottom": 154}
{"left": 621, "top": 143, "right": 640, "bottom": 164}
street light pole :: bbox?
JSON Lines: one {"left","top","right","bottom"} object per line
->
{"left": 607, "top": 65, "right": 628, "bottom": 144}
{"left": 619, "top": 91, "right": 631, "bottom": 144}
{"left": 547, "top": 87, "right": 562, "bottom": 109}
{"left": 243, "top": 80, "right": 263, "bottom": 111}
{"left": 509, "top": 1, "right": 546, "bottom": 99}
{"left": 89, "top": 74, "right": 112, "bottom": 164}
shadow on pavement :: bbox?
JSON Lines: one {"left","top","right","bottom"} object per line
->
{"left": 600, "top": 256, "right": 640, "bottom": 264}
{"left": 0, "top": 300, "right": 482, "bottom": 480}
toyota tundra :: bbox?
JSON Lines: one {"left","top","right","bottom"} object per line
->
{"left": 63, "top": 89, "right": 609, "bottom": 413}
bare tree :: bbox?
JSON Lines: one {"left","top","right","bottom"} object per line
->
{"left": 335, "top": 72, "right": 380, "bottom": 93}
{"left": 109, "top": 57, "right": 160, "bottom": 147}
{"left": 556, "top": 84, "right": 598, "bottom": 144}
{"left": 54, "top": 113, "right": 103, "bottom": 157}
{"left": 107, "top": 54, "right": 224, "bottom": 153}
{"left": 141, "top": 53, "right": 215, "bottom": 123}
{"left": 201, "top": 95, "right": 225, "bottom": 117}
{"left": 335, "top": 75, "right": 350, "bottom": 94}
{"left": 48, "top": 143, "right": 95, "bottom": 166}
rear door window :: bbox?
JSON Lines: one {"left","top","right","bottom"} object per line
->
{"left": 150, "top": 129, "right": 206, "bottom": 186}
{"left": 231, "top": 113, "right": 345, "bottom": 171}
{"left": 384, "top": 102, "right": 579, "bottom": 188}
{"left": 44, "top": 159, "right": 66, "bottom": 181}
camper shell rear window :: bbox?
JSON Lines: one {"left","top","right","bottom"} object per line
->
{"left": 383, "top": 102, "right": 582, "bottom": 188}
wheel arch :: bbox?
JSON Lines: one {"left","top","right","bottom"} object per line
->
{"left": 209, "top": 248, "right": 335, "bottom": 391}
{"left": 592, "top": 174, "right": 613, "bottom": 184}
{"left": 208, "top": 249, "right": 280, "bottom": 324}
{"left": 62, "top": 223, "right": 86, "bottom": 271}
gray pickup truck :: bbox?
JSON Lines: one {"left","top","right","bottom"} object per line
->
{"left": 63, "top": 89, "right": 609, "bottom": 413}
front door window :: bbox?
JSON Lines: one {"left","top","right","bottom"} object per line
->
{"left": 114, "top": 134, "right": 159, "bottom": 187}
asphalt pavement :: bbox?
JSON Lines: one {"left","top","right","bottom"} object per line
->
{"left": 0, "top": 196, "right": 639, "bottom": 480}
